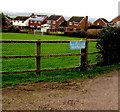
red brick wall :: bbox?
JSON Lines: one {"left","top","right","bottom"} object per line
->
{"left": 94, "top": 19, "right": 107, "bottom": 27}
{"left": 29, "top": 21, "right": 42, "bottom": 27}
{"left": 68, "top": 17, "right": 88, "bottom": 30}
{"left": 47, "top": 16, "right": 65, "bottom": 28}
{"left": 29, "top": 16, "right": 48, "bottom": 27}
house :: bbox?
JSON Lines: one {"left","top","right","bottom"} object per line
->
{"left": 29, "top": 14, "right": 48, "bottom": 29}
{"left": 0, "top": 14, "right": 13, "bottom": 32}
{"left": 5, "top": 15, "right": 13, "bottom": 27}
{"left": 67, "top": 16, "right": 88, "bottom": 31}
{"left": 59, "top": 21, "right": 68, "bottom": 32}
{"left": 46, "top": 15, "right": 65, "bottom": 28}
{"left": 12, "top": 16, "right": 31, "bottom": 29}
{"left": 111, "top": 16, "right": 120, "bottom": 27}
{"left": 93, "top": 18, "right": 111, "bottom": 27}
{"left": 0, "top": 15, "right": 13, "bottom": 27}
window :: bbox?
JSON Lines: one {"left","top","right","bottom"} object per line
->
{"left": 74, "top": 22, "right": 78, "bottom": 26}
{"left": 69, "top": 22, "right": 72, "bottom": 25}
{"left": 97, "top": 23, "right": 100, "bottom": 25}
{"left": 47, "top": 20, "right": 51, "bottom": 23}
{"left": 53, "top": 21, "right": 56, "bottom": 24}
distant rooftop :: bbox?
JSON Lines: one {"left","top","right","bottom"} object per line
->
{"left": 68, "top": 16, "right": 84, "bottom": 22}
{"left": 47, "top": 15, "right": 62, "bottom": 21}
{"left": 100, "top": 18, "right": 110, "bottom": 23}
{"left": 14, "top": 16, "right": 30, "bottom": 21}
{"left": 29, "top": 16, "right": 46, "bottom": 21}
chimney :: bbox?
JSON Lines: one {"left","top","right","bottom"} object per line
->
{"left": 85, "top": 16, "right": 88, "bottom": 31}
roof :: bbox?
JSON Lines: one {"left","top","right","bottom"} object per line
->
{"left": 29, "top": 16, "right": 46, "bottom": 21}
{"left": 14, "top": 16, "right": 30, "bottom": 21}
{"left": 68, "top": 16, "right": 84, "bottom": 22}
{"left": 111, "top": 16, "right": 120, "bottom": 23}
{"left": 47, "top": 15, "right": 62, "bottom": 21}
{"left": 59, "top": 21, "right": 68, "bottom": 27}
{"left": 6, "top": 15, "right": 12, "bottom": 20}
{"left": 30, "top": 13, "right": 47, "bottom": 18}
{"left": 100, "top": 18, "right": 110, "bottom": 23}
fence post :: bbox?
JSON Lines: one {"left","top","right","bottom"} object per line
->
{"left": 80, "top": 41, "right": 88, "bottom": 71}
{"left": 36, "top": 39, "right": 41, "bottom": 75}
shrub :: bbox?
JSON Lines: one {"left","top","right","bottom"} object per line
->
{"left": 64, "top": 31, "right": 98, "bottom": 39}
{"left": 64, "top": 31, "right": 88, "bottom": 38}
{"left": 88, "top": 25, "right": 103, "bottom": 29}
{"left": 96, "top": 27, "right": 120, "bottom": 65}
{"left": 8, "top": 26, "right": 20, "bottom": 33}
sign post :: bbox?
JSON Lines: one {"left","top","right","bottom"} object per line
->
{"left": 36, "top": 39, "right": 41, "bottom": 75}
{"left": 70, "top": 40, "right": 88, "bottom": 71}
{"left": 80, "top": 41, "right": 88, "bottom": 71}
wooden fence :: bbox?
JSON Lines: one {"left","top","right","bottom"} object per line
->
{"left": 0, "top": 40, "right": 100, "bottom": 75}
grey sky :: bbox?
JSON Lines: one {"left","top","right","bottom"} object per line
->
{"left": 1, "top": 0, "right": 119, "bottom": 21}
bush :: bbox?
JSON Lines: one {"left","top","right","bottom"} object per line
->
{"left": 8, "top": 26, "right": 20, "bottom": 33}
{"left": 64, "top": 31, "right": 88, "bottom": 38}
{"left": 96, "top": 27, "right": 120, "bottom": 65}
{"left": 64, "top": 31, "right": 98, "bottom": 39}
{"left": 2, "top": 26, "right": 20, "bottom": 33}
{"left": 88, "top": 25, "right": 103, "bottom": 29}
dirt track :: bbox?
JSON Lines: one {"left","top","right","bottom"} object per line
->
{"left": 2, "top": 70, "right": 119, "bottom": 110}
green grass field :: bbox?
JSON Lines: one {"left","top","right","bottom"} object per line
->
{"left": 1, "top": 33, "right": 120, "bottom": 86}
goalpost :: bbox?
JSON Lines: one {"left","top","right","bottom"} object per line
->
{"left": 34, "top": 28, "right": 48, "bottom": 36}
{"left": 33, "top": 30, "right": 41, "bottom": 35}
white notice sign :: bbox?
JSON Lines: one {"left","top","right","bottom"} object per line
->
{"left": 70, "top": 41, "right": 86, "bottom": 49}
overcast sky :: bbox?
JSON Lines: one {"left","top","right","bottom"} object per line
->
{"left": 1, "top": 0, "right": 119, "bottom": 21}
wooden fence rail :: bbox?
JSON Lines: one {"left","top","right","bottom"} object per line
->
{"left": 0, "top": 40, "right": 100, "bottom": 75}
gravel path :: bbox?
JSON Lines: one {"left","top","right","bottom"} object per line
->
{"left": 2, "top": 70, "right": 119, "bottom": 110}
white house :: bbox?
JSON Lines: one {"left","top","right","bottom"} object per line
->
{"left": 116, "top": 21, "right": 120, "bottom": 27}
{"left": 41, "top": 24, "right": 51, "bottom": 28}
{"left": 41, "top": 24, "right": 51, "bottom": 33}
{"left": 12, "top": 16, "right": 31, "bottom": 28}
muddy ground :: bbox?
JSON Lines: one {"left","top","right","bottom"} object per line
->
{"left": 2, "top": 70, "right": 119, "bottom": 110}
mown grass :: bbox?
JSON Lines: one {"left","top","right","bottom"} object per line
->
{"left": 1, "top": 33, "right": 120, "bottom": 87}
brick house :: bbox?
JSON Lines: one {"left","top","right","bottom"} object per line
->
{"left": 46, "top": 15, "right": 65, "bottom": 28}
{"left": 93, "top": 18, "right": 111, "bottom": 27}
{"left": 1, "top": 14, "right": 13, "bottom": 32}
{"left": 111, "top": 16, "right": 120, "bottom": 27}
{"left": 5, "top": 15, "right": 13, "bottom": 27}
{"left": 67, "top": 16, "right": 88, "bottom": 31}
{"left": 29, "top": 14, "right": 48, "bottom": 29}
{"left": 59, "top": 21, "right": 68, "bottom": 32}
